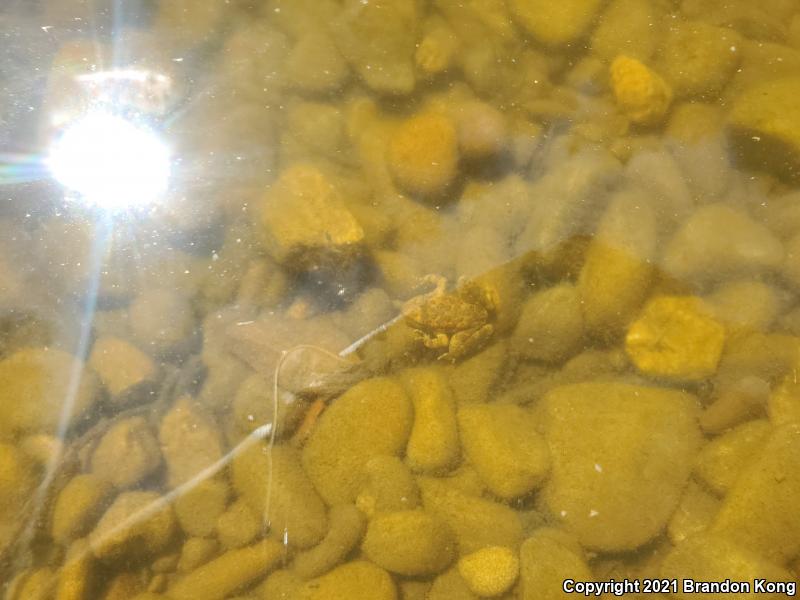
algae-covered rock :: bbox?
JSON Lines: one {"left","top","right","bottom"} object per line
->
{"left": 457, "top": 546, "right": 519, "bottom": 597}
{"left": 590, "top": 0, "right": 662, "bottom": 61}
{"left": 90, "top": 491, "right": 177, "bottom": 561}
{"left": 231, "top": 373, "right": 306, "bottom": 439}
{"left": 287, "top": 103, "right": 346, "bottom": 159}
{"left": 51, "top": 474, "right": 113, "bottom": 544}
{"left": 302, "top": 377, "right": 413, "bottom": 505}
{"left": 729, "top": 76, "right": 800, "bottom": 181}
{"left": 656, "top": 20, "right": 740, "bottom": 99}
{"left": 399, "top": 367, "right": 460, "bottom": 474}
{"left": 508, "top": 0, "right": 604, "bottom": 47}
{"left": 428, "top": 567, "right": 479, "bottom": 600}
{"left": 88, "top": 336, "right": 156, "bottom": 398}
{"left": 0, "top": 443, "right": 34, "bottom": 511}
{"left": 355, "top": 455, "right": 420, "bottom": 517}
{"left": 0, "top": 347, "right": 99, "bottom": 436}
{"left": 659, "top": 533, "right": 793, "bottom": 599}
{"left": 711, "top": 424, "right": 800, "bottom": 564}
{"left": 178, "top": 537, "right": 219, "bottom": 573}
{"left": 453, "top": 101, "right": 509, "bottom": 162}
{"left": 233, "top": 443, "right": 328, "bottom": 550}
{"left": 418, "top": 476, "right": 523, "bottom": 554}
{"left": 0, "top": 442, "right": 36, "bottom": 548}
{"left": 259, "top": 165, "right": 364, "bottom": 271}
{"left": 129, "top": 289, "right": 196, "bottom": 355}
{"left": 519, "top": 528, "right": 593, "bottom": 600}
{"left": 705, "top": 280, "right": 785, "bottom": 332}
{"left": 216, "top": 499, "right": 260, "bottom": 550}
{"left": 450, "top": 341, "right": 508, "bottom": 404}
{"left": 457, "top": 404, "right": 549, "bottom": 500}
{"left": 159, "top": 397, "right": 224, "bottom": 488}
{"left": 362, "top": 510, "right": 456, "bottom": 576}
{"left": 294, "top": 560, "right": 397, "bottom": 600}
{"left": 662, "top": 204, "right": 784, "bottom": 285}
{"left": 667, "top": 480, "right": 720, "bottom": 545}
{"left": 610, "top": 55, "right": 673, "bottom": 126}
{"left": 511, "top": 283, "right": 584, "bottom": 363}
{"left": 286, "top": 32, "right": 349, "bottom": 94}
{"left": 540, "top": 382, "right": 702, "bottom": 551}
{"left": 168, "top": 539, "right": 283, "bottom": 600}
{"left": 415, "top": 15, "right": 459, "bottom": 78}
{"left": 293, "top": 503, "right": 367, "bottom": 579}
{"left": 91, "top": 417, "right": 162, "bottom": 489}
{"left": 694, "top": 419, "right": 771, "bottom": 496}
{"left": 174, "top": 478, "right": 230, "bottom": 538}
{"left": 625, "top": 296, "right": 726, "bottom": 381}
{"left": 332, "top": 0, "right": 418, "bottom": 95}
{"left": 388, "top": 113, "right": 460, "bottom": 200}
{"left": 9, "top": 567, "right": 58, "bottom": 600}
{"left": 57, "top": 538, "right": 96, "bottom": 600}
{"left": 578, "top": 188, "right": 656, "bottom": 337}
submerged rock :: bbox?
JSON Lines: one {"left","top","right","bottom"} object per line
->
{"left": 729, "top": 76, "right": 800, "bottom": 181}
{"left": 508, "top": 0, "right": 604, "bottom": 47}
{"left": 540, "top": 382, "right": 702, "bottom": 552}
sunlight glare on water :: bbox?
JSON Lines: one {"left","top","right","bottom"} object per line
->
{"left": 47, "top": 111, "right": 171, "bottom": 211}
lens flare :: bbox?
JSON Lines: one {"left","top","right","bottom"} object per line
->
{"left": 47, "top": 112, "right": 170, "bottom": 211}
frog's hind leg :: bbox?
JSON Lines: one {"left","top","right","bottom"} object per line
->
{"left": 420, "top": 331, "right": 449, "bottom": 350}
{"left": 443, "top": 324, "right": 494, "bottom": 361}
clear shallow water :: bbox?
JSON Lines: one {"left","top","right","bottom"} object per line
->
{"left": 2, "top": 1, "right": 800, "bottom": 598}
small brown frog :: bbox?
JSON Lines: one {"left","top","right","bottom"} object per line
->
{"left": 403, "top": 275, "right": 498, "bottom": 361}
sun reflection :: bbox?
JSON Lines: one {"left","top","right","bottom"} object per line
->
{"left": 47, "top": 111, "right": 171, "bottom": 212}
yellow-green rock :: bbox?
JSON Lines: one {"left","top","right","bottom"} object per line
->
{"left": 174, "top": 478, "right": 230, "bottom": 538}
{"left": 361, "top": 510, "right": 456, "bottom": 576}
{"left": 90, "top": 491, "right": 177, "bottom": 561}
{"left": 508, "top": 0, "right": 605, "bottom": 47}
{"left": 293, "top": 503, "right": 367, "bottom": 579}
{"left": 0, "top": 347, "right": 98, "bottom": 436}
{"left": 711, "top": 424, "right": 800, "bottom": 564}
{"left": 418, "top": 476, "right": 523, "bottom": 554}
{"left": 667, "top": 481, "right": 720, "bottom": 545}
{"left": 91, "top": 417, "right": 162, "bottom": 489}
{"left": 625, "top": 296, "right": 726, "bottom": 381}
{"left": 578, "top": 188, "right": 656, "bottom": 337}
{"left": 511, "top": 283, "right": 584, "bottom": 363}
{"left": 729, "top": 76, "right": 800, "bottom": 181}
{"left": 520, "top": 528, "right": 593, "bottom": 600}
{"left": 51, "top": 474, "right": 113, "bottom": 544}
{"left": 656, "top": 20, "right": 740, "bottom": 98}
{"left": 660, "top": 533, "right": 793, "bottom": 599}
{"left": 259, "top": 165, "right": 364, "bottom": 271}
{"left": 540, "top": 382, "right": 702, "bottom": 551}
{"left": 302, "top": 377, "right": 413, "bottom": 505}
{"left": 590, "top": 0, "right": 662, "bottom": 61}
{"left": 233, "top": 443, "right": 328, "bottom": 550}
{"left": 694, "top": 419, "right": 771, "bottom": 496}
{"left": 457, "top": 404, "right": 550, "bottom": 500}
{"left": 457, "top": 546, "right": 519, "bottom": 597}
{"left": 400, "top": 367, "right": 460, "bottom": 474}
{"left": 216, "top": 499, "right": 260, "bottom": 549}
{"left": 294, "top": 560, "right": 397, "bottom": 600}
{"left": 169, "top": 539, "right": 283, "bottom": 600}
{"left": 332, "top": 0, "right": 418, "bottom": 95}
{"left": 159, "top": 397, "right": 225, "bottom": 488}
{"left": 355, "top": 455, "right": 420, "bottom": 517}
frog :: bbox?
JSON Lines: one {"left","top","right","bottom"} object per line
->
{"left": 402, "top": 275, "right": 498, "bottom": 361}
